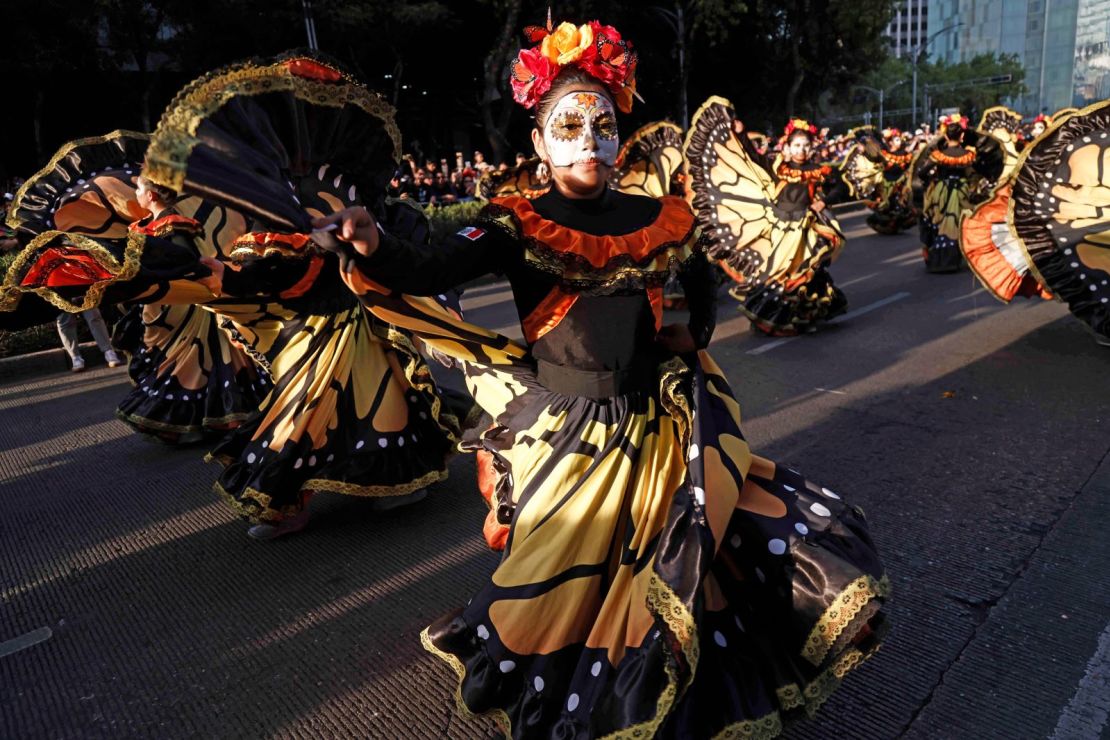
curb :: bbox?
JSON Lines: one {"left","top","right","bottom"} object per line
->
{"left": 0, "top": 341, "right": 113, "bottom": 382}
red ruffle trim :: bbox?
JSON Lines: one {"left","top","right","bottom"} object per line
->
{"left": 129, "top": 214, "right": 203, "bottom": 238}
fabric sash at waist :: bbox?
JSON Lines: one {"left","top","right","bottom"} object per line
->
{"left": 534, "top": 357, "right": 656, "bottom": 400}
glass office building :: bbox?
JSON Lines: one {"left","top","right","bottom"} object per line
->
{"left": 1074, "top": 0, "right": 1110, "bottom": 106}
{"left": 927, "top": 0, "right": 1109, "bottom": 114}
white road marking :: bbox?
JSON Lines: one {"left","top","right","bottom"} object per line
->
{"left": 882, "top": 249, "right": 923, "bottom": 265}
{"left": 747, "top": 292, "right": 912, "bottom": 355}
{"left": 815, "top": 387, "right": 847, "bottom": 395}
{"left": 0, "top": 627, "right": 52, "bottom": 659}
{"left": 839, "top": 272, "right": 880, "bottom": 288}
{"left": 1051, "top": 619, "right": 1110, "bottom": 740}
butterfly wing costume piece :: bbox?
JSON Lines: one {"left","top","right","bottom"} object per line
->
{"left": 478, "top": 157, "right": 551, "bottom": 201}
{"left": 1009, "top": 99, "right": 1110, "bottom": 342}
{"left": 610, "top": 121, "right": 686, "bottom": 198}
{"left": 4, "top": 130, "right": 270, "bottom": 442}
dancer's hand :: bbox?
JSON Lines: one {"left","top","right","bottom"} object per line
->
{"left": 811, "top": 199, "right": 826, "bottom": 214}
{"left": 656, "top": 323, "right": 697, "bottom": 353}
{"left": 313, "top": 207, "right": 380, "bottom": 256}
{"left": 198, "top": 257, "right": 224, "bottom": 295}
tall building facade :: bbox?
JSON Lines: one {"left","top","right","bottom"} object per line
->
{"left": 886, "top": 0, "right": 930, "bottom": 57}
{"left": 927, "top": 0, "right": 1110, "bottom": 114}
{"left": 1074, "top": 0, "right": 1110, "bottom": 106}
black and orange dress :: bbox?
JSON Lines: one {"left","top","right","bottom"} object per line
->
{"left": 1, "top": 129, "right": 268, "bottom": 444}
{"left": 335, "top": 185, "right": 889, "bottom": 736}
{"left": 918, "top": 144, "right": 976, "bottom": 273}
{"left": 860, "top": 146, "right": 917, "bottom": 235}
{"left": 2, "top": 54, "right": 465, "bottom": 525}
{"left": 684, "top": 98, "right": 847, "bottom": 336}
{"left": 113, "top": 211, "right": 270, "bottom": 444}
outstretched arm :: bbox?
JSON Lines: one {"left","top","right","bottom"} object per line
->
{"left": 312, "top": 206, "right": 508, "bottom": 296}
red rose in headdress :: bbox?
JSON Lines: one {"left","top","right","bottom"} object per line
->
{"left": 511, "top": 46, "right": 558, "bottom": 110}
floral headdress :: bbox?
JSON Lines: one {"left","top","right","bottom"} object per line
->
{"left": 1032, "top": 113, "right": 1051, "bottom": 125}
{"left": 783, "top": 118, "right": 819, "bottom": 140}
{"left": 510, "top": 16, "right": 639, "bottom": 114}
{"left": 938, "top": 113, "right": 969, "bottom": 129}
{"left": 881, "top": 127, "right": 902, "bottom": 140}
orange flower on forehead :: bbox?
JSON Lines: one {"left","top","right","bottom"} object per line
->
{"left": 510, "top": 18, "right": 639, "bottom": 114}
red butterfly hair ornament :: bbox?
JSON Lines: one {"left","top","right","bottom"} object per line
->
{"left": 509, "top": 18, "right": 639, "bottom": 114}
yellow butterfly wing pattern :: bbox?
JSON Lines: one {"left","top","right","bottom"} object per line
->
{"left": 840, "top": 142, "right": 885, "bottom": 200}
{"left": 684, "top": 96, "right": 781, "bottom": 286}
{"left": 610, "top": 121, "right": 685, "bottom": 198}
{"left": 977, "top": 106, "right": 1024, "bottom": 179}
{"left": 477, "top": 158, "right": 551, "bottom": 201}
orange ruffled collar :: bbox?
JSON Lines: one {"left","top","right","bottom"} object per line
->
{"left": 930, "top": 148, "right": 975, "bottom": 166}
{"left": 881, "top": 150, "right": 913, "bottom": 167}
{"left": 490, "top": 194, "right": 695, "bottom": 271}
{"left": 776, "top": 163, "right": 831, "bottom": 183}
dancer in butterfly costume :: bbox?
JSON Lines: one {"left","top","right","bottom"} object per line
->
{"left": 3, "top": 130, "right": 269, "bottom": 445}
{"left": 841, "top": 128, "right": 917, "bottom": 235}
{"left": 3, "top": 55, "right": 462, "bottom": 539}
{"left": 914, "top": 113, "right": 982, "bottom": 273}
{"left": 304, "top": 19, "right": 887, "bottom": 737}
{"left": 685, "top": 100, "right": 848, "bottom": 336}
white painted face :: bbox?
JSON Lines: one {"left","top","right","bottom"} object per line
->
{"left": 1031, "top": 121, "right": 1046, "bottom": 138}
{"left": 542, "top": 91, "right": 619, "bottom": 168}
{"left": 786, "top": 134, "right": 811, "bottom": 163}
{"left": 890, "top": 135, "right": 904, "bottom": 150}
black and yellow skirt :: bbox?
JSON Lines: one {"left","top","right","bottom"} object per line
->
{"left": 736, "top": 213, "right": 847, "bottom": 335}
{"left": 342, "top": 283, "right": 888, "bottom": 737}
{"left": 920, "top": 177, "right": 968, "bottom": 273}
{"left": 205, "top": 299, "right": 461, "bottom": 523}
{"left": 113, "top": 303, "right": 269, "bottom": 444}
{"left": 421, "top": 352, "right": 887, "bottom": 737}
{"left": 866, "top": 178, "right": 917, "bottom": 235}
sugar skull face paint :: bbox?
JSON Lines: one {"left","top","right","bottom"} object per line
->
{"left": 543, "top": 91, "right": 619, "bottom": 168}
{"left": 786, "top": 133, "right": 812, "bottom": 163}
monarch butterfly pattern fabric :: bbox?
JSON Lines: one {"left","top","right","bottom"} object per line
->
{"left": 960, "top": 181, "right": 1051, "bottom": 304}
{"left": 610, "top": 121, "right": 685, "bottom": 199}
{"left": 1009, "top": 99, "right": 1110, "bottom": 343}
{"left": 478, "top": 158, "right": 552, "bottom": 201}
{"left": 3, "top": 130, "right": 268, "bottom": 442}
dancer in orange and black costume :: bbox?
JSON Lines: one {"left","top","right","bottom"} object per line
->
{"left": 305, "top": 20, "right": 887, "bottom": 737}
{"left": 917, "top": 113, "right": 978, "bottom": 273}
{"left": 686, "top": 107, "right": 848, "bottom": 336}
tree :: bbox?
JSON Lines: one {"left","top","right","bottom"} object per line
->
{"left": 96, "top": 0, "right": 174, "bottom": 131}
{"left": 3, "top": 0, "right": 102, "bottom": 163}
{"left": 477, "top": 0, "right": 525, "bottom": 164}
{"left": 919, "top": 53, "right": 1027, "bottom": 120}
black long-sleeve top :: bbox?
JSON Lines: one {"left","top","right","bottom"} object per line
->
{"left": 355, "top": 186, "right": 717, "bottom": 374}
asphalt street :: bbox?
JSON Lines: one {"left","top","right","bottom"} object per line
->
{"left": 1, "top": 208, "right": 1108, "bottom": 739}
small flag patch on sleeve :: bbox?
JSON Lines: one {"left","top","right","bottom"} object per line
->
{"left": 457, "top": 226, "right": 486, "bottom": 241}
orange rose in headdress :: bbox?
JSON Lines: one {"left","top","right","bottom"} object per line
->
{"left": 540, "top": 22, "right": 594, "bottom": 65}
